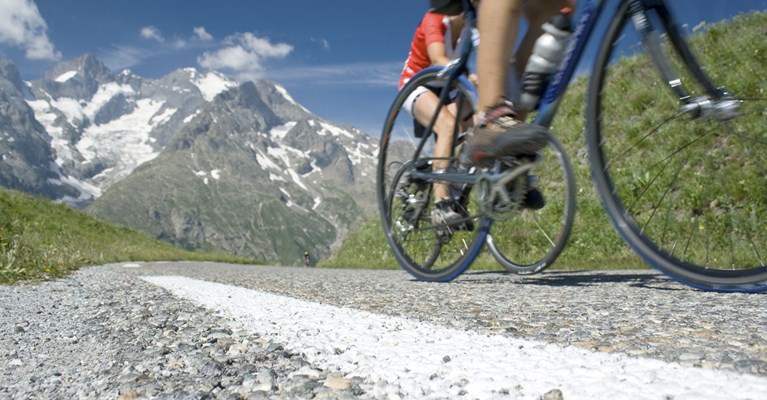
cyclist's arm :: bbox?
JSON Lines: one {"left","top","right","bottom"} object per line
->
{"left": 427, "top": 42, "right": 450, "bottom": 66}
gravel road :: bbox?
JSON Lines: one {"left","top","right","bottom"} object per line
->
{"left": 1, "top": 262, "right": 765, "bottom": 399}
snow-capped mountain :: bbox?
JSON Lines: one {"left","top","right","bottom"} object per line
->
{"left": 24, "top": 54, "right": 240, "bottom": 203}
{"left": 0, "top": 54, "right": 379, "bottom": 264}
{"left": 0, "top": 59, "right": 81, "bottom": 199}
{"left": 88, "top": 80, "right": 378, "bottom": 264}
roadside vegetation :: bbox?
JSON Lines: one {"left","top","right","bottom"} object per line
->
{"left": 322, "top": 12, "right": 765, "bottom": 272}
{"left": 0, "top": 187, "right": 260, "bottom": 284}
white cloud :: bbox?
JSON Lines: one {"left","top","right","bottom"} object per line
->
{"left": 197, "top": 32, "right": 292, "bottom": 81}
{"left": 99, "top": 45, "right": 153, "bottom": 72}
{"left": 0, "top": 0, "right": 60, "bottom": 60}
{"left": 140, "top": 26, "right": 207, "bottom": 50}
{"left": 269, "top": 61, "right": 402, "bottom": 88}
{"left": 101, "top": 25, "right": 214, "bottom": 72}
{"left": 193, "top": 27, "right": 213, "bottom": 41}
{"left": 140, "top": 26, "right": 164, "bottom": 42}
{"left": 311, "top": 37, "right": 330, "bottom": 50}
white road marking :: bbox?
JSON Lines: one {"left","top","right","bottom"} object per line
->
{"left": 144, "top": 275, "right": 767, "bottom": 399}
{"left": 121, "top": 263, "right": 142, "bottom": 268}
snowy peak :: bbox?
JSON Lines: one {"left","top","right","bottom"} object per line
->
{"left": 38, "top": 53, "right": 115, "bottom": 101}
{"left": 253, "top": 80, "right": 311, "bottom": 119}
{"left": 149, "top": 67, "right": 238, "bottom": 103}
{"left": 17, "top": 54, "right": 376, "bottom": 209}
{"left": 24, "top": 59, "right": 238, "bottom": 202}
{"left": 189, "top": 69, "right": 238, "bottom": 101}
{"left": 0, "top": 59, "right": 80, "bottom": 200}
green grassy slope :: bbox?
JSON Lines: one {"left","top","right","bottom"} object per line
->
{"left": 0, "top": 187, "right": 261, "bottom": 284}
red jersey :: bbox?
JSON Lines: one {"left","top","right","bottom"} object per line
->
{"left": 399, "top": 12, "right": 460, "bottom": 89}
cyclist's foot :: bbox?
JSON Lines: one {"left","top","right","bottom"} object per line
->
{"left": 431, "top": 198, "right": 463, "bottom": 227}
{"left": 469, "top": 100, "right": 549, "bottom": 168}
{"left": 432, "top": 198, "right": 475, "bottom": 231}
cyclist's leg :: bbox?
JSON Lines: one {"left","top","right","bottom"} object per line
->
{"left": 476, "top": 0, "right": 522, "bottom": 113}
{"left": 471, "top": 0, "right": 548, "bottom": 166}
{"left": 507, "top": 0, "right": 574, "bottom": 207}
{"left": 402, "top": 85, "right": 466, "bottom": 225}
{"left": 477, "top": 0, "right": 575, "bottom": 108}
{"left": 411, "top": 90, "right": 457, "bottom": 202}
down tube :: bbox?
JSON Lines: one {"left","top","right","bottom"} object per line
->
{"left": 533, "top": 0, "right": 607, "bottom": 128}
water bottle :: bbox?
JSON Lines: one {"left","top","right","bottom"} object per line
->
{"left": 518, "top": 9, "right": 573, "bottom": 110}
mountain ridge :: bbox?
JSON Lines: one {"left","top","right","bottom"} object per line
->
{"left": 0, "top": 54, "right": 379, "bottom": 265}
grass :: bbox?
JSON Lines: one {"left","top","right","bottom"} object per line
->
{"left": 321, "top": 11, "right": 766, "bottom": 273}
{"left": 0, "top": 187, "right": 261, "bottom": 284}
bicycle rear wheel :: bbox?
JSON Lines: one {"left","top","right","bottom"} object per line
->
{"left": 587, "top": 3, "right": 767, "bottom": 291}
{"left": 376, "top": 68, "right": 488, "bottom": 282}
{"left": 486, "top": 132, "right": 575, "bottom": 275}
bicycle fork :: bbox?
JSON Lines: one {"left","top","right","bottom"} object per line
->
{"left": 629, "top": 0, "right": 741, "bottom": 122}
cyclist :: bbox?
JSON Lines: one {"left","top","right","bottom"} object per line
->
{"left": 399, "top": 7, "right": 478, "bottom": 226}
{"left": 430, "top": 0, "right": 574, "bottom": 209}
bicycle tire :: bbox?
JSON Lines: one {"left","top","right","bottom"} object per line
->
{"left": 587, "top": 3, "right": 767, "bottom": 291}
{"left": 376, "top": 68, "right": 489, "bottom": 282}
{"left": 486, "top": 132, "right": 576, "bottom": 274}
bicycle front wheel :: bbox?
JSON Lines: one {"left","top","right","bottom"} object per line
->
{"left": 587, "top": 4, "right": 767, "bottom": 291}
{"left": 486, "top": 133, "right": 576, "bottom": 274}
{"left": 376, "top": 68, "right": 488, "bottom": 282}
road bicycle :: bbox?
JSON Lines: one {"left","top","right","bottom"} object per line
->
{"left": 376, "top": 0, "right": 767, "bottom": 292}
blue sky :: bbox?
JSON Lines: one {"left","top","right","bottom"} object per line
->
{"left": 0, "top": 0, "right": 766, "bottom": 135}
